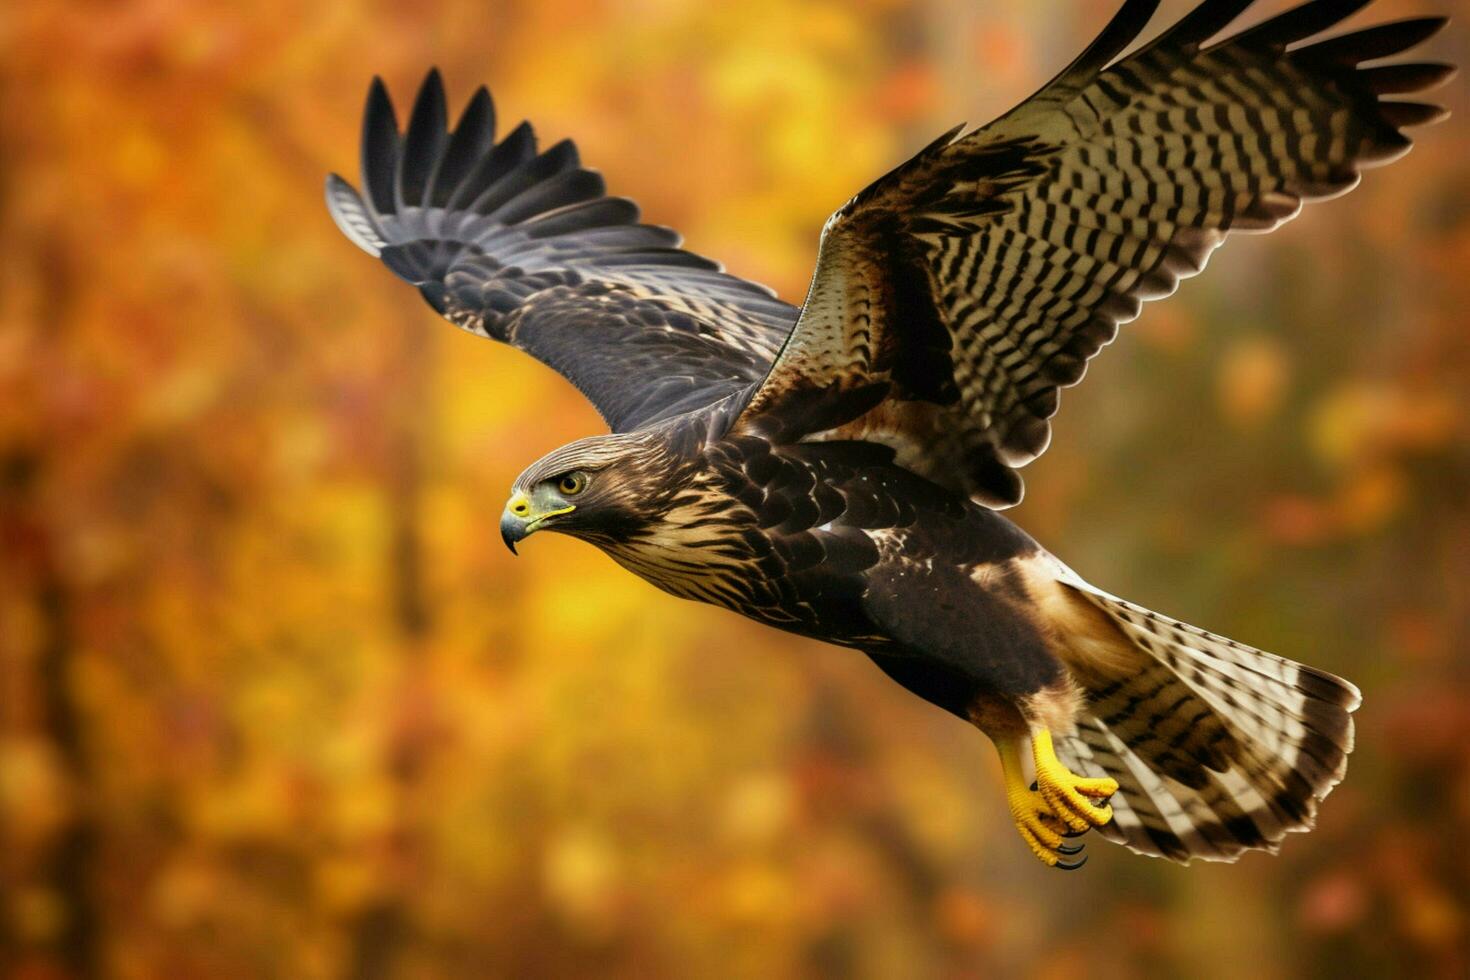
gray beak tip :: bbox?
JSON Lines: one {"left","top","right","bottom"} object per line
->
{"left": 500, "top": 512, "right": 524, "bottom": 555}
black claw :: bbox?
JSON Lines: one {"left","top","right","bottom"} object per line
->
{"left": 1055, "top": 841, "right": 1085, "bottom": 856}
{"left": 1061, "top": 824, "right": 1090, "bottom": 839}
{"left": 1055, "top": 852, "right": 1089, "bottom": 871}
{"left": 1029, "top": 780, "right": 1038, "bottom": 792}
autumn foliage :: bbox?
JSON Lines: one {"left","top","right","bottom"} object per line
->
{"left": 1, "top": 1, "right": 1467, "bottom": 977}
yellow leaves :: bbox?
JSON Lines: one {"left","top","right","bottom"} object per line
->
{"left": 166, "top": 18, "right": 236, "bottom": 70}
{"left": 932, "top": 886, "right": 993, "bottom": 949}
{"left": 524, "top": 546, "right": 643, "bottom": 643}
{"left": 187, "top": 763, "right": 299, "bottom": 842}
{"left": 543, "top": 826, "right": 622, "bottom": 936}
{"left": 1216, "top": 333, "right": 1290, "bottom": 429}
{"left": 1262, "top": 465, "right": 1406, "bottom": 545}
{"left": 1335, "top": 463, "right": 1407, "bottom": 534}
{"left": 1260, "top": 380, "right": 1460, "bottom": 542}
{"left": 719, "top": 770, "right": 794, "bottom": 846}
{"left": 289, "top": 481, "right": 390, "bottom": 588}
{"left": 707, "top": 45, "right": 827, "bottom": 114}
{"left": 111, "top": 125, "right": 169, "bottom": 191}
{"left": 313, "top": 854, "right": 379, "bottom": 916}
{"left": 138, "top": 364, "right": 222, "bottom": 429}
{"left": 271, "top": 415, "right": 330, "bottom": 485}
{"left": 1309, "top": 383, "right": 1383, "bottom": 464}
{"left": 326, "top": 771, "right": 395, "bottom": 840}
{"left": 151, "top": 856, "right": 224, "bottom": 929}
{"left": 876, "top": 60, "right": 938, "bottom": 123}
{"left": 1309, "top": 382, "right": 1460, "bottom": 467}
{"left": 0, "top": 738, "right": 70, "bottom": 848}
{"left": 719, "top": 860, "right": 797, "bottom": 927}
{"left": 1398, "top": 884, "right": 1463, "bottom": 951}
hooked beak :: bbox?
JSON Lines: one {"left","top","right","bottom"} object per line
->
{"left": 500, "top": 490, "right": 575, "bottom": 555}
{"left": 500, "top": 512, "right": 522, "bottom": 555}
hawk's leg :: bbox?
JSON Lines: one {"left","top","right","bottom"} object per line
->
{"left": 995, "top": 730, "right": 1117, "bottom": 869}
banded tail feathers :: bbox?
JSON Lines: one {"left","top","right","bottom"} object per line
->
{"left": 1047, "top": 565, "right": 1359, "bottom": 863}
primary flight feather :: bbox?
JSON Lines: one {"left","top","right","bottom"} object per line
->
{"left": 325, "top": 0, "right": 1451, "bottom": 868}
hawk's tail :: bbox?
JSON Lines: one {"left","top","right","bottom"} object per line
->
{"left": 1048, "top": 574, "right": 1360, "bottom": 864}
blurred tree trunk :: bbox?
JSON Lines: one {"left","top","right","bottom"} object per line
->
{"left": 36, "top": 540, "right": 100, "bottom": 980}
{"left": 347, "top": 308, "right": 435, "bottom": 980}
{"left": 1, "top": 220, "right": 102, "bottom": 976}
{"left": 2, "top": 448, "right": 100, "bottom": 979}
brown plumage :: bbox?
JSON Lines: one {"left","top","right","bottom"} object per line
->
{"left": 325, "top": 0, "right": 1450, "bottom": 867}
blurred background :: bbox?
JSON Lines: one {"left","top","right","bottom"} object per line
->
{"left": 1, "top": 0, "right": 1467, "bottom": 977}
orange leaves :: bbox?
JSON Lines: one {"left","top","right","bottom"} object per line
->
{"left": 876, "top": 60, "right": 938, "bottom": 123}
{"left": 1217, "top": 333, "right": 1291, "bottom": 430}
{"left": 1261, "top": 467, "right": 1406, "bottom": 545}
{"left": 1259, "top": 381, "right": 1460, "bottom": 543}
{"left": 1308, "top": 382, "right": 1460, "bottom": 468}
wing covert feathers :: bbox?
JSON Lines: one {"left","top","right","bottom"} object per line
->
{"left": 326, "top": 71, "right": 797, "bottom": 433}
{"left": 734, "top": 0, "right": 1451, "bottom": 507}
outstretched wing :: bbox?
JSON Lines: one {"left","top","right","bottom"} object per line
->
{"left": 731, "top": 0, "right": 1451, "bottom": 506}
{"left": 327, "top": 71, "right": 798, "bottom": 432}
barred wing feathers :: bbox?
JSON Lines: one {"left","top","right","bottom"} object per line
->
{"left": 327, "top": 71, "right": 798, "bottom": 433}
{"left": 734, "top": 0, "right": 1451, "bottom": 506}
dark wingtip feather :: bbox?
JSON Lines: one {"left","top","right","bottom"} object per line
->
{"left": 1293, "top": 664, "right": 1363, "bottom": 710}
{"left": 520, "top": 197, "right": 646, "bottom": 239}
{"left": 468, "top": 136, "right": 579, "bottom": 217}
{"left": 1378, "top": 100, "right": 1450, "bottom": 127}
{"left": 469, "top": 84, "right": 496, "bottom": 131}
{"left": 1239, "top": 0, "right": 1374, "bottom": 50}
{"left": 1300, "top": 699, "right": 1355, "bottom": 754}
{"left": 1158, "top": 0, "right": 1257, "bottom": 52}
{"left": 328, "top": 70, "right": 794, "bottom": 403}
{"left": 446, "top": 119, "right": 538, "bottom": 213}
{"left": 1359, "top": 62, "right": 1457, "bottom": 94}
{"left": 491, "top": 168, "right": 606, "bottom": 225}
{"left": 1052, "top": 0, "right": 1161, "bottom": 85}
{"left": 1299, "top": 16, "right": 1450, "bottom": 66}
{"left": 361, "top": 76, "right": 401, "bottom": 216}
{"left": 430, "top": 85, "right": 496, "bottom": 208}
{"left": 399, "top": 69, "right": 449, "bottom": 210}
{"left": 1357, "top": 127, "right": 1414, "bottom": 165}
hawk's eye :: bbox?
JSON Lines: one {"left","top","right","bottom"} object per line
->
{"left": 556, "top": 471, "right": 588, "bottom": 496}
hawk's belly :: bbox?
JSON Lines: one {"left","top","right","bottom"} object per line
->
{"left": 596, "top": 481, "right": 1060, "bottom": 679}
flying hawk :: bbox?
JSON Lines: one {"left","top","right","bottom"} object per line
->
{"left": 325, "top": 0, "right": 1451, "bottom": 868}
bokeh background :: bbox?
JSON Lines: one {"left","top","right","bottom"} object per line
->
{"left": 2, "top": 0, "right": 1467, "bottom": 977}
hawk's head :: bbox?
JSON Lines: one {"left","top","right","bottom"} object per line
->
{"left": 499, "top": 431, "right": 684, "bottom": 553}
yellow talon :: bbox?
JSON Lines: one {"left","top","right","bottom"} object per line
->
{"left": 997, "top": 737, "right": 1081, "bottom": 868}
{"left": 997, "top": 730, "right": 1117, "bottom": 869}
{"left": 1031, "top": 729, "right": 1117, "bottom": 831}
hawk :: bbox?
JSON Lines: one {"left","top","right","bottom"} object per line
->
{"left": 326, "top": 0, "right": 1451, "bottom": 868}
